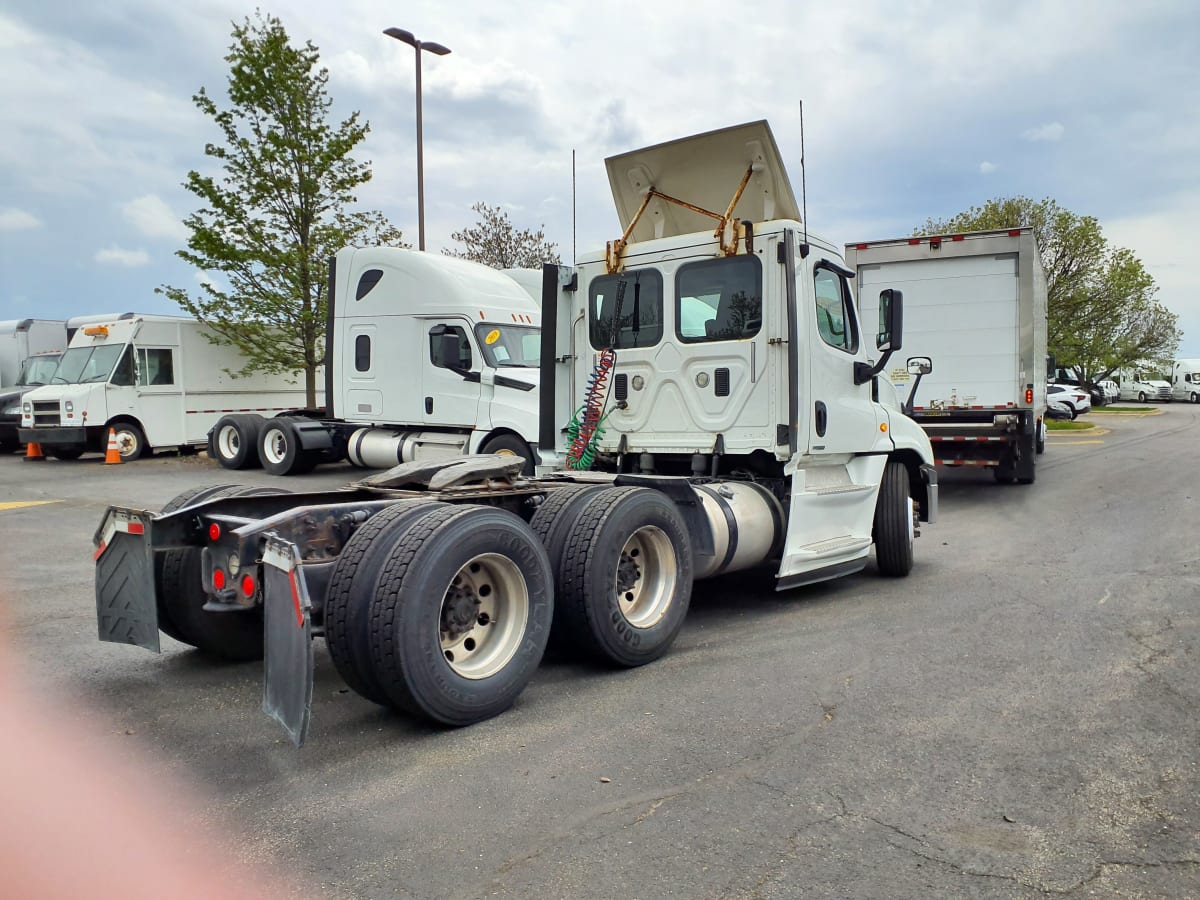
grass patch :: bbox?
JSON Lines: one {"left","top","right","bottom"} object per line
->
{"left": 1047, "top": 420, "right": 1096, "bottom": 431}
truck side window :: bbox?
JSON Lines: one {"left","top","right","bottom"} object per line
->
{"left": 814, "top": 268, "right": 859, "bottom": 353}
{"left": 589, "top": 271, "right": 664, "bottom": 350}
{"left": 676, "top": 256, "right": 762, "bottom": 343}
{"left": 137, "top": 348, "right": 175, "bottom": 386}
{"left": 429, "top": 325, "right": 472, "bottom": 370}
{"left": 354, "top": 334, "right": 371, "bottom": 372}
{"left": 110, "top": 345, "right": 135, "bottom": 386}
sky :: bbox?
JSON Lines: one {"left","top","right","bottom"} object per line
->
{"left": 2, "top": 1, "right": 1198, "bottom": 352}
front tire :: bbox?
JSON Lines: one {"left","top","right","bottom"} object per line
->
{"left": 554, "top": 487, "right": 693, "bottom": 667}
{"left": 368, "top": 505, "right": 553, "bottom": 726}
{"left": 112, "top": 422, "right": 147, "bottom": 461}
{"left": 1138, "top": 392, "right": 1147, "bottom": 403}
{"left": 874, "top": 462, "right": 914, "bottom": 576}
{"left": 479, "top": 433, "right": 536, "bottom": 475}
{"left": 48, "top": 445, "right": 85, "bottom": 460}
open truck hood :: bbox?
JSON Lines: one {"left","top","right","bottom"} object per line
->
{"left": 605, "top": 120, "right": 800, "bottom": 244}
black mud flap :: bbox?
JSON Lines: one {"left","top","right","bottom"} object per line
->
{"left": 94, "top": 508, "right": 159, "bottom": 652}
{"left": 262, "top": 535, "right": 314, "bottom": 748}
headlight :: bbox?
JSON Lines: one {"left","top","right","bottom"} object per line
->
{"left": 65, "top": 400, "right": 74, "bottom": 413}
{"left": 22, "top": 401, "right": 31, "bottom": 414}
{"left": 2, "top": 405, "right": 19, "bottom": 416}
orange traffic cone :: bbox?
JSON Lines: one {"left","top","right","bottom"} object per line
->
{"left": 104, "top": 428, "right": 123, "bottom": 465}
{"left": 23, "top": 440, "right": 45, "bottom": 461}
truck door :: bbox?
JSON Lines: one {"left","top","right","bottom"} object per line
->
{"left": 422, "top": 321, "right": 483, "bottom": 427}
{"left": 131, "top": 346, "right": 184, "bottom": 445}
{"left": 804, "top": 262, "right": 882, "bottom": 456}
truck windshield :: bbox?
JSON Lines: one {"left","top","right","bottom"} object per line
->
{"left": 18, "top": 355, "right": 61, "bottom": 386}
{"left": 473, "top": 324, "right": 539, "bottom": 368}
{"left": 51, "top": 344, "right": 126, "bottom": 384}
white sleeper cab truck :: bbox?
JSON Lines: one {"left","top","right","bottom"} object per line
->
{"left": 845, "top": 229, "right": 1049, "bottom": 485}
{"left": 0, "top": 318, "right": 66, "bottom": 389}
{"left": 91, "top": 121, "right": 936, "bottom": 746}
{"left": 1114, "top": 367, "right": 1171, "bottom": 402}
{"left": 206, "top": 250, "right": 542, "bottom": 476}
{"left": 1171, "top": 359, "right": 1200, "bottom": 403}
{"left": 19, "top": 314, "right": 311, "bottom": 461}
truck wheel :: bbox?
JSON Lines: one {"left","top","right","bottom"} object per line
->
{"left": 48, "top": 446, "right": 85, "bottom": 460}
{"left": 1035, "top": 420, "right": 1046, "bottom": 455}
{"left": 368, "top": 505, "right": 553, "bottom": 726}
{"left": 112, "top": 422, "right": 147, "bottom": 461}
{"left": 874, "top": 461, "right": 914, "bottom": 576}
{"left": 556, "top": 487, "right": 693, "bottom": 667}
{"left": 1138, "top": 391, "right": 1147, "bottom": 403}
{"left": 324, "top": 500, "right": 442, "bottom": 706}
{"left": 210, "top": 414, "right": 264, "bottom": 470}
{"left": 479, "top": 433, "right": 536, "bottom": 475}
{"left": 158, "top": 485, "right": 290, "bottom": 660}
{"left": 529, "top": 484, "right": 606, "bottom": 638}
{"left": 1191, "top": 392, "right": 1198, "bottom": 404}
{"left": 259, "top": 418, "right": 315, "bottom": 476}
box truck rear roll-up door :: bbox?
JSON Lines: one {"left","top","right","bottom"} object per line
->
{"left": 860, "top": 253, "right": 1019, "bottom": 409}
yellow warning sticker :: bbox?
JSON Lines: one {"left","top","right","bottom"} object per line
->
{"left": 485, "top": 329, "right": 501, "bottom": 345}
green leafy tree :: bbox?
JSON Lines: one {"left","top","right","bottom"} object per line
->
{"left": 445, "top": 202, "right": 561, "bottom": 269}
{"left": 160, "top": 12, "right": 407, "bottom": 406}
{"left": 916, "top": 197, "right": 1178, "bottom": 385}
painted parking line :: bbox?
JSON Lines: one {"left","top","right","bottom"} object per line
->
{"left": 1048, "top": 439, "right": 1105, "bottom": 445}
{"left": 0, "top": 500, "right": 63, "bottom": 511}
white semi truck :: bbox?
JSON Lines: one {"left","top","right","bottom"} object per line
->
{"left": 19, "top": 314, "right": 314, "bottom": 461}
{"left": 206, "top": 250, "right": 543, "bottom": 476}
{"left": 92, "top": 121, "right": 937, "bottom": 745}
{"left": 845, "top": 228, "right": 1049, "bottom": 484}
{"left": 1113, "top": 366, "right": 1171, "bottom": 402}
{"left": 1170, "top": 359, "right": 1200, "bottom": 403}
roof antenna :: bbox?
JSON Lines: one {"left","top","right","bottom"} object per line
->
{"left": 572, "top": 148, "right": 577, "bottom": 265}
{"left": 799, "top": 100, "right": 810, "bottom": 259}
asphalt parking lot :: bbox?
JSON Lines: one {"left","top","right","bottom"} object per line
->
{"left": 1, "top": 407, "right": 1198, "bottom": 898}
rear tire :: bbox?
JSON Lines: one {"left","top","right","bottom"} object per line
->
{"left": 259, "top": 417, "right": 316, "bottom": 476}
{"left": 555, "top": 487, "right": 693, "bottom": 667}
{"left": 1035, "top": 420, "right": 1046, "bottom": 455}
{"left": 368, "top": 505, "right": 553, "bottom": 726}
{"left": 323, "top": 500, "right": 441, "bottom": 705}
{"left": 479, "top": 433, "right": 536, "bottom": 475}
{"left": 158, "top": 485, "right": 290, "bottom": 660}
{"left": 529, "top": 485, "right": 606, "bottom": 644}
{"left": 874, "top": 462, "right": 914, "bottom": 576}
{"left": 1138, "top": 391, "right": 1147, "bottom": 403}
{"left": 209, "top": 414, "right": 264, "bottom": 470}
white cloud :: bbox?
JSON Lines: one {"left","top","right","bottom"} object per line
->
{"left": 94, "top": 245, "right": 150, "bottom": 267}
{"left": 1022, "top": 122, "right": 1065, "bottom": 142}
{"left": 122, "top": 194, "right": 187, "bottom": 241}
{"left": 979, "top": 161, "right": 998, "bottom": 174}
{"left": 0, "top": 207, "right": 41, "bottom": 230}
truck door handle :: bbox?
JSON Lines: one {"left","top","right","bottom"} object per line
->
{"left": 815, "top": 401, "right": 827, "bottom": 437}
{"left": 425, "top": 397, "right": 433, "bottom": 414}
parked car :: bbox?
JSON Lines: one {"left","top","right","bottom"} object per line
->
{"left": 1046, "top": 398, "right": 1074, "bottom": 421}
{"left": 1052, "top": 376, "right": 1107, "bottom": 407}
{"left": 1047, "top": 384, "right": 1091, "bottom": 419}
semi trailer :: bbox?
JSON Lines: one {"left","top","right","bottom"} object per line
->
{"left": 845, "top": 228, "right": 1049, "bottom": 484}
{"left": 93, "top": 121, "right": 937, "bottom": 745}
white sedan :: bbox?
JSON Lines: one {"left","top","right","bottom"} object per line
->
{"left": 1047, "top": 384, "right": 1092, "bottom": 419}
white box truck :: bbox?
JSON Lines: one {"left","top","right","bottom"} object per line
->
{"left": 18, "top": 314, "right": 313, "bottom": 461}
{"left": 845, "top": 228, "right": 1049, "bottom": 484}
{"left": 0, "top": 318, "right": 67, "bottom": 388}
{"left": 204, "top": 250, "right": 543, "bottom": 476}
{"left": 91, "top": 120, "right": 937, "bottom": 745}
{"left": 1170, "top": 359, "right": 1200, "bottom": 403}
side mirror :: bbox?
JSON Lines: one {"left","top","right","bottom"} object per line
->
{"left": 855, "top": 288, "right": 903, "bottom": 385}
{"left": 907, "top": 356, "right": 932, "bottom": 376}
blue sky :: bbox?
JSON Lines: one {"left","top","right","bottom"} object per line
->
{"left": 2, "top": 1, "right": 1198, "bottom": 353}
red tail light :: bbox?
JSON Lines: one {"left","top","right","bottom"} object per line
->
{"left": 1025, "top": 388, "right": 1033, "bottom": 403}
{"left": 241, "top": 575, "right": 256, "bottom": 597}
{"left": 208, "top": 522, "right": 221, "bottom": 541}
{"left": 213, "top": 569, "right": 226, "bottom": 591}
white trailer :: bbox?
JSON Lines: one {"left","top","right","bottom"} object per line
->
{"left": 845, "top": 229, "right": 1049, "bottom": 484}
{"left": 205, "top": 250, "right": 543, "bottom": 476}
{"left": 1170, "top": 359, "right": 1200, "bottom": 403}
{"left": 92, "top": 121, "right": 937, "bottom": 745}
{"left": 1113, "top": 366, "right": 1171, "bottom": 402}
{"left": 18, "top": 314, "right": 312, "bottom": 461}
{"left": 0, "top": 318, "right": 67, "bottom": 388}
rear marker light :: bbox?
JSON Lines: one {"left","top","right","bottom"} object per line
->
{"left": 126, "top": 522, "right": 144, "bottom": 535}
{"left": 241, "top": 575, "right": 256, "bottom": 597}
{"left": 855, "top": 243, "right": 868, "bottom": 250}
{"left": 208, "top": 523, "right": 221, "bottom": 541}
{"left": 213, "top": 569, "right": 226, "bottom": 591}
{"left": 908, "top": 238, "right": 921, "bottom": 245}
{"left": 1008, "top": 229, "right": 1021, "bottom": 237}
{"left": 1025, "top": 388, "right": 1034, "bottom": 404}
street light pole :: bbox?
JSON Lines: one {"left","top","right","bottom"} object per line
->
{"left": 383, "top": 27, "right": 450, "bottom": 252}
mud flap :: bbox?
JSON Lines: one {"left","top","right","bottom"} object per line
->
{"left": 94, "top": 509, "right": 159, "bottom": 652}
{"left": 262, "top": 536, "right": 314, "bottom": 748}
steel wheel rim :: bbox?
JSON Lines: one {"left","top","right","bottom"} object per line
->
{"left": 615, "top": 525, "right": 676, "bottom": 629}
{"left": 217, "top": 425, "right": 241, "bottom": 459}
{"left": 262, "top": 428, "right": 287, "bottom": 465}
{"left": 439, "top": 552, "right": 529, "bottom": 680}
{"left": 115, "top": 428, "right": 139, "bottom": 458}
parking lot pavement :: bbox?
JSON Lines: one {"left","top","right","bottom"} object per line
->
{"left": 1, "top": 409, "right": 1198, "bottom": 898}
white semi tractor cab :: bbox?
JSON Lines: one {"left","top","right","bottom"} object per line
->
{"left": 92, "top": 121, "right": 937, "bottom": 745}
{"left": 845, "top": 228, "right": 1049, "bottom": 485}
{"left": 19, "top": 314, "right": 312, "bottom": 461}
{"left": 1171, "top": 359, "right": 1200, "bottom": 403}
{"left": 205, "top": 250, "right": 542, "bottom": 476}
{"left": 1114, "top": 367, "right": 1171, "bottom": 402}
